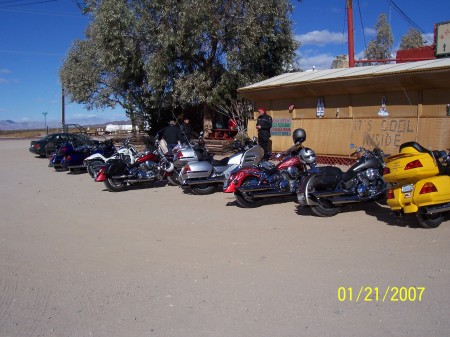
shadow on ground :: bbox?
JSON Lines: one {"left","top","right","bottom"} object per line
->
{"left": 294, "top": 201, "right": 424, "bottom": 228}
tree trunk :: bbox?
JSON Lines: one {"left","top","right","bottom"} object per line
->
{"left": 202, "top": 105, "right": 213, "bottom": 138}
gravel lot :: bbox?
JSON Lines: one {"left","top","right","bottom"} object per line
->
{"left": 1, "top": 138, "right": 449, "bottom": 337}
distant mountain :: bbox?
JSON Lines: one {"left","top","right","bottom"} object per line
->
{"left": 0, "top": 117, "right": 130, "bottom": 130}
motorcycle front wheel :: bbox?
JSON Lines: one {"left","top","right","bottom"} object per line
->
{"left": 416, "top": 210, "right": 444, "bottom": 228}
{"left": 310, "top": 202, "right": 341, "bottom": 217}
{"left": 234, "top": 177, "right": 261, "bottom": 208}
{"left": 104, "top": 177, "right": 127, "bottom": 192}
{"left": 190, "top": 184, "right": 216, "bottom": 195}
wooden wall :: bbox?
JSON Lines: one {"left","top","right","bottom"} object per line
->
{"left": 250, "top": 88, "right": 450, "bottom": 156}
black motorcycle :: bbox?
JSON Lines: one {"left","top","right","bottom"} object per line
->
{"left": 95, "top": 139, "right": 175, "bottom": 192}
{"left": 296, "top": 147, "right": 387, "bottom": 217}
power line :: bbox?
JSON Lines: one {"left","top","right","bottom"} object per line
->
{"left": 356, "top": 0, "right": 367, "bottom": 49}
{"left": 384, "top": 0, "right": 433, "bottom": 44}
{"left": 0, "top": 0, "right": 57, "bottom": 9}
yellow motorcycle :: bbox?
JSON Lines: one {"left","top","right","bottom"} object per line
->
{"left": 383, "top": 142, "right": 450, "bottom": 228}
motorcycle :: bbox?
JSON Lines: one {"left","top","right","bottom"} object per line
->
{"left": 62, "top": 139, "right": 116, "bottom": 173}
{"left": 383, "top": 141, "right": 450, "bottom": 228}
{"left": 179, "top": 138, "right": 263, "bottom": 195}
{"left": 49, "top": 138, "right": 113, "bottom": 173}
{"left": 94, "top": 139, "right": 175, "bottom": 192}
{"left": 296, "top": 146, "right": 387, "bottom": 217}
{"left": 84, "top": 137, "right": 139, "bottom": 178}
{"left": 223, "top": 129, "right": 317, "bottom": 208}
{"left": 166, "top": 132, "right": 211, "bottom": 186}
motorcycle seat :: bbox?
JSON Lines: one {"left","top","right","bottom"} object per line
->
{"left": 211, "top": 157, "right": 229, "bottom": 166}
{"left": 259, "top": 161, "right": 277, "bottom": 175}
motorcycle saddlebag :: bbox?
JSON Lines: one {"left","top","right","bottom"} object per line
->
{"left": 106, "top": 160, "right": 127, "bottom": 177}
{"left": 314, "top": 166, "right": 343, "bottom": 188}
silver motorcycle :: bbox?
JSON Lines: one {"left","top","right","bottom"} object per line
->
{"left": 179, "top": 138, "right": 264, "bottom": 195}
{"left": 166, "top": 132, "right": 211, "bottom": 186}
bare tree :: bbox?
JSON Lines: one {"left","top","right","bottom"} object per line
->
{"left": 212, "top": 99, "right": 254, "bottom": 143}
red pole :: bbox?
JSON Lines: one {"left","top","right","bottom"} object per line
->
{"left": 347, "top": 0, "right": 355, "bottom": 67}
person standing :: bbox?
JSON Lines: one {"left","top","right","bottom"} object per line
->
{"left": 180, "top": 117, "right": 192, "bottom": 145}
{"left": 256, "top": 107, "right": 272, "bottom": 160}
{"left": 162, "top": 120, "right": 182, "bottom": 154}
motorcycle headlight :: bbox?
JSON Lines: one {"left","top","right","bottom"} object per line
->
{"left": 365, "top": 168, "right": 378, "bottom": 180}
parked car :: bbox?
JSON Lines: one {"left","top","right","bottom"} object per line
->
{"left": 29, "top": 133, "right": 98, "bottom": 157}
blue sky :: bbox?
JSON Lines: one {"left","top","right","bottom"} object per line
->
{"left": 1, "top": 0, "right": 449, "bottom": 124}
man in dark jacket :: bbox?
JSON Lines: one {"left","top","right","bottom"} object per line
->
{"left": 180, "top": 117, "right": 192, "bottom": 145}
{"left": 256, "top": 107, "right": 272, "bottom": 160}
{"left": 163, "top": 120, "right": 182, "bottom": 154}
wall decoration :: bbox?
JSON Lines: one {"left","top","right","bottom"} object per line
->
{"left": 288, "top": 104, "right": 295, "bottom": 113}
{"left": 377, "top": 96, "right": 389, "bottom": 117}
{"left": 316, "top": 97, "right": 325, "bottom": 118}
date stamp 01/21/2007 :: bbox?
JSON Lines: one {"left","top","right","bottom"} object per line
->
{"left": 337, "top": 286, "right": 426, "bottom": 303}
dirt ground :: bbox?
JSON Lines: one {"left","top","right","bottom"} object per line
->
{"left": 1, "top": 138, "right": 449, "bottom": 337}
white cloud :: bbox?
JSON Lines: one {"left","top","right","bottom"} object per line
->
{"left": 364, "top": 27, "right": 376, "bottom": 37}
{"left": 298, "top": 51, "right": 336, "bottom": 71}
{"left": 296, "top": 30, "right": 346, "bottom": 47}
{"left": 422, "top": 33, "right": 434, "bottom": 45}
{"left": 0, "top": 68, "right": 12, "bottom": 74}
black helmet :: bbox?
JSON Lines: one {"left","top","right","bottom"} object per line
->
{"left": 292, "top": 128, "right": 306, "bottom": 144}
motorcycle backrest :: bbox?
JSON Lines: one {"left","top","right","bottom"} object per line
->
{"left": 399, "top": 142, "right": 432, "bottom": 155}
{"left": 240, "top": 145, "right": 264, "bottom": 167}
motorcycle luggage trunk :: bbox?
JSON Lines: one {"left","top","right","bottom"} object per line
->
{"left": 413, "top": 175, "right": 450, "bottom": 207}
{"left": 181, "top": 161, "right": 213, "bottom": 179}
{"left": 174, "top": 147, "right": 197, "bottom": 169}
{"left": 384, "top": 152, "right": 438, "bottom": 184}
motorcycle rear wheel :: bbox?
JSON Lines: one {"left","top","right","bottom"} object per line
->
{"left": 87, "top": 160, "right": 104, "bottom": 178}
{"left": 104, "top": 178, "right": 127, "bottom": 192}
{"left": 45, "top": 142, "right": 56, "bottom": 158}
{"left": 416, "top": 210, "right": 444, "bottom": 228}
{"left": 234, "top": 177, "right": 261, "bottom": 208}
{"left": 310, "top": 202, "right": 341, "bottom": 217}
{"left": 167, "top": 168, "right": 181, "bottom": 186}
{"left": 190, "top": 184, "right": 216, "bottom": 195}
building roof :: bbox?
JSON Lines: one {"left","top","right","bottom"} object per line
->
{"left": 238, "top": 58, "right": 450, "bottom": 100}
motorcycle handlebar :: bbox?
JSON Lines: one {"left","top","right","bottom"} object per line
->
{"left": 276, "top": 143, "right": 302, "bottom": 159}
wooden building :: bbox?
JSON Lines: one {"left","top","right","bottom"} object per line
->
{"left": 239, "top": 58, "right": 450, "bottom": 157}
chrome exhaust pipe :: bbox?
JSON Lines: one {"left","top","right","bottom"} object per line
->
{"left": 182, "top": 177, "right": 225, "bottom": 185}
{"left": 327, "top": 196, "right": 361, "bottom": 204}
{"left": 310, "top": 190, "right": 346, "bottom": 198}
{"left": 111, "top": 175, "right": 130, "bottom": 180}
{"left": 422, "top": 202, "right": 450, "bottom": 215}
{"left": 252, "top": 191, "right": 294, "bottom": 199}
{"left": 237, "top": 186, "right": 273, "bottom": 193}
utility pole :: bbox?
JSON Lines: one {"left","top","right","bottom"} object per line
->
{"left": 42, "top": 112, "right": 48, "bottom": 134}
{"left": 61, "top": 87, "right": 66, "bottom": 132}
{"left": 347, "top": 0, "right": 355, "bottom": 67}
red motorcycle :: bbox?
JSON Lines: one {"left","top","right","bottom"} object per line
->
{"left": 223, "top": 129, "right": 317, "bottom": 207}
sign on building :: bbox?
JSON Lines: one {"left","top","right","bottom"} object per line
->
{"left": 436, "top": 21, "right": 450, "bottom": 57}
{"left": 271, "top": 118, "right": 291, "bottom": 136}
